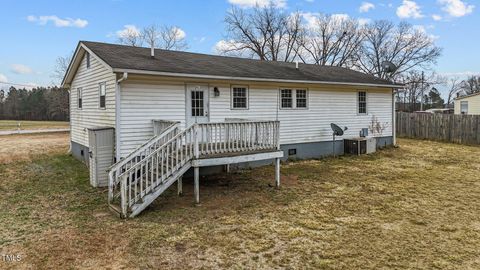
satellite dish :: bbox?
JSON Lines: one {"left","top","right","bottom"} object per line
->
{"left": 330, "top": 123, "right": 348, "bottom": 158}
{"left": 331, "top": 123, "right": 344, "bottom": 136}
{"left": 381, "top": 61, "right": 398, "bottom": 74}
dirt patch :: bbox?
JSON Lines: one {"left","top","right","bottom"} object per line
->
{"left": 0, "top": 132, "right": 69, "bottom": 164}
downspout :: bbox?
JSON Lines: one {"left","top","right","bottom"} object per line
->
{"left": 115, "top": 72, "right": 128, "bottom": 161}
{"left": 392, "top": 88, "right": 397, "bottom": 146}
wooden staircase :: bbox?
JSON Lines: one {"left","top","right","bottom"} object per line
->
{"left": 108, "top": 120, "right": 282, "bottom": 218}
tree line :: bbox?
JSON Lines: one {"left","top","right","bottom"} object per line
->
{"left": 0, "top": 86, "right": 69, "bottom": 121}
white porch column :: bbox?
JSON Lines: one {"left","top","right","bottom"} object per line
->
{"left": 275, "top": 158, "right": 280, "bottom": 188}
{"left": 178, "top": 177, "right": 183, "bottom": 196}
{"left": 194, "top": 167, "right": 200, "bottom": 204}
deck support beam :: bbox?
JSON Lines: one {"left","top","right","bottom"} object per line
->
{"left": 194, "top": 167, "right": 200, "bottom": 204}
{"left": 177, "top": 177, "right": 183, "bottom": 196}
{"left": 275, "top": 158, "right": 280, "bottom": 188}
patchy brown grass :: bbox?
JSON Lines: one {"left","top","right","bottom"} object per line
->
{"left": 0, "top": 137, "right": 479, "bottom": 269}
{"left": 0, "top": 132, "right": 69, "bottom": 164}
{"left": 0, "top": 120, "right": 69, "bottom": 131}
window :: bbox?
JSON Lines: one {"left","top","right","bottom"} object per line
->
{"left": 280, "top": 89, "right": 308, "bottom": 109}
{"left": 77, "top": 88, "right": 82, "bottom": 109}
{"left": 99, "top": 83, "right": 106, "bottom": 109}
{"left": 281, "top": 89, "right": 293, "bottom": 108}
{"left": 296, "top": 89, "right": 307, "bottom": 108}
{"left": 231, "top": 86, "right": 248, "bottom": 109}
{"left": 358, "top": 91, "right": 367, "bottom": 114}
{"left": 460, "top": 101, "right": 468, "bottom": 114}
{"left": 86, "top": 52, "right": 90, "bottom": 69}
{"left": 191, "top": 90, "right": 204, "bottom": 116}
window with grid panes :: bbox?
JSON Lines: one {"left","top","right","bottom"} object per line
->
{"left": 191, "top": 90, "right": 204, "bottom": 116}
{"left": 358, "top": 91, "right": 367, "bottom": 114}
{"left": 281, "top": 89, "right": 293, "bottom": 108}
{"left": 296, "top": 89, "right": 307, "bottom": 108}
{"left": 232, "top": 86, "right": 248, "bottom": 109}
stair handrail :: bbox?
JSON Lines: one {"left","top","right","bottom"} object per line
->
{"left": 108, "top": 120, "right": 179, "bottom": 203}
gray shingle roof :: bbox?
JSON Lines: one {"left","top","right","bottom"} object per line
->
{"left": 81, "top": 41, "right": 400, "bottom": 87}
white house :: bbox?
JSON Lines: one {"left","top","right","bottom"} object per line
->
{"left": 454, "top": 92, "right": 480, "bottom": 115}
{"left": 62, "top": 41, "right": 401, "bottom": 217}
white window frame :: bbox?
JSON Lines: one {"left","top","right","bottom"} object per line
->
{"left": 357, "top": 90, "right": 368, "bottom": 115}
{"left": 99, "top": 82, "right": 106, "bottom": 109}
{"left": 230, "top": 85, "right": 249, "bottom": 110}
{"left": 86, "top": 52, "right": 90, "bottom": 69}
{"left": 460, "top": 101, "right": 468, "bottom": 114}
{"left": 77, "top": 87, "right": 83, "bottom": 109}
{"left": 279, "top": 88, "right": 308, "bottom": 110}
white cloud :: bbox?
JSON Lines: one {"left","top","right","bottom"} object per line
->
{"left": 0, "top": 73, "right": 7, "bottom": 83}
{"left": 432, "top": 14, "right": 443, "bottom": 20}
{"left": 438, "top": 0, "right": 474, "bottom": 17}
{"left": 305, "top": 0, "right": 314, "bottom": 2}
{"left": 228, "top": 0, "right": 287, "bottom": 8}
{"left": 396, "top": 0, "right": 424, "bottom": 19}
{"left": 173, "top": 27, "right": 186, "bottom": 39}
{"left": 116, "top": 25, "right": 141, "bottom": 39}
{"left": 11, "top": 64, "right": 33, "bottom": 75}
{"left": 27, "top": 15, "right": 88, "bottom": 28}
{"left": 359, "top": 2, "right": 375, "bottom": 13}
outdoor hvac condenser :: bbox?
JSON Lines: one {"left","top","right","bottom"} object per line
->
{"left": 88, "top": 127, "right": 115, "bottom": 187}
{"left": 344, "top": 137, "right": 376, "bottom": 155}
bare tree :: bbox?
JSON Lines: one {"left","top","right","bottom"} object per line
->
{"left": 355, "top": 21, "right": 442, "bottom": 79}
{"left": 118, "top": 26, "right": 143, "bottom": 47}
{"left": 398, "top": 70, "right": 444, "bottom": 112}
{"left": 157, "top": 25, "right": 188, "bottom": 50}
{"left": 460, "top": 75, "right": 480, "bottom": 95}
{"left": 52, "top": 51, "right": 73, "bottom": 84}
{"left": 221, "top": 5, "right": 303, "bottom": 62}
{"left": 446, "top": 77, "right": 462, "bottom": 106}
{"left": 296, "top": 14, "right": 364, "bottom": 67}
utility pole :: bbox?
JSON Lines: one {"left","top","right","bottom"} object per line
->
{"left": 420, "top": 71, "right": 424, "bottom": 111}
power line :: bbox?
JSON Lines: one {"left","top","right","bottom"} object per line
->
{"left": 0, "top": 81, "right": 50, "bottom": 88}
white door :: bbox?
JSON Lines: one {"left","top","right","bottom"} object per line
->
{"left": 186, "top": 84, "right": 209, "bottom": 126}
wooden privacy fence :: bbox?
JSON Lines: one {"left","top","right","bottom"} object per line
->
{"left": 396, "top": 112, "right": 480, "bottom": 145}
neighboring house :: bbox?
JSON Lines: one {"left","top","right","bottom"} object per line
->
{"left": 62, "top": 41, "right": 402, "bottom": 217}
{"left": 454, "top": 92, "right": 480, "bottom": 115}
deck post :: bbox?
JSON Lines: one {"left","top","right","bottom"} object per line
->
{"left": 194, "top": 167, "right": 200, "bottom": 204}
{"left": 177, "top": 177, "right": 183, "bottom": 196}
{"left": 275, "top": 158, "right": 280, "bottom": 188}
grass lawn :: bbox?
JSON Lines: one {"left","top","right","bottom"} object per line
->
{"left": 0, "top": 120, "right": 69, "bottom": 131}
{"left": 0, "top": 135, "right": 479, "bottom": 269}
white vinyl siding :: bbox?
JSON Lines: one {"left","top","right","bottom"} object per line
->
{"left": 119, "top": 82, "right": 186, "bottom": 157}
{"left": 117, "top": 80, "right": 393, "bottom": 158}
{"left": 70, "top": 53, "right": 116, "bottom": 147}
{"left": 209, "top": 85, "right": 392, "bottom": 145}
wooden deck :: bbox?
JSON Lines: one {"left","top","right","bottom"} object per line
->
{"left": 108, "top": 120, "right": 282, "bottom": 218}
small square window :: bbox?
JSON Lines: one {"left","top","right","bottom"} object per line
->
{"left": 232, "top": 86, "right": 248, "bottom": 109}
{"left": 86, "top": 52, "right": 90, "bottom": 69}
{"left": 358, "top": 91, "right": 367, "bottom": 114}
{"left": 99, "top": 83, "right": 106, "bottom": 109}
{"left": 77, "top": 88, "right": 82, "bottom": 109}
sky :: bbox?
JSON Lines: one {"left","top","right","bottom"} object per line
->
{"left": 0, "top": 0, "right": 478, "bottom": 98}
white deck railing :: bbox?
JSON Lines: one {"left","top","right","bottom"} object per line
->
{"left": 108, "top": 120, "right": 280, "bottom": 217}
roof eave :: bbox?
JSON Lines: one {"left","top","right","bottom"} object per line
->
{"left": 112, "top": 68, "right": 404, "bottom": 88}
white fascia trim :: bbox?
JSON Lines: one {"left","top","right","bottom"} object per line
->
{"left": 112, "top": 68, "right": 403, "bottom": 88}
